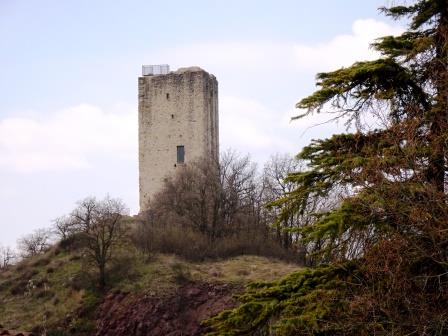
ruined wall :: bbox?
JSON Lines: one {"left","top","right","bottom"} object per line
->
{"left": 138, "top": 67, "right": 219, "bottom": 210}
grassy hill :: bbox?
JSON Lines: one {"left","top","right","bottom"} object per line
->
{"left": 0, "top": 242, "right": 299, "bottom": 335}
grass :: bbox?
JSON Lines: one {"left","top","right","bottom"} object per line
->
{"left": 0, "top": 245, "right": 301, "bottom": 332}
{"left": 0, "top": 248, "right": 84, "bottom": 331}
{"left": 192, "top": 255, "right": 299, "bottom": 284}
{"left": 108, "top": 253, "right": 300, "bottom": 295}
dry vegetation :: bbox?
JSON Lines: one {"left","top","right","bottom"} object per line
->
{"left": 0, "top": 236, "right": 300, "bottom": 334}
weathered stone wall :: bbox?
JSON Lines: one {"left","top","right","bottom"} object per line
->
{"left": 138, "top": 67, "right": 219, "bottom": 210}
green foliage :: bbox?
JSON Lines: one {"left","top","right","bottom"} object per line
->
{"left": 296, "top": 59, "right": 428, "bottom": 118}
{"left": 205, "top": 262, "right": 361, "bottom": 335}
{"left": 67, "top": 318, "right": 96, "bottom": 334}
{"left": 83, "top": 290, "right": 102, "bottom": 311}
{"left": 380, "top": 0, "right": 447, "bottom": 30}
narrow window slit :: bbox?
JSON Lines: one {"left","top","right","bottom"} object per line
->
{"left": 177, "top": 146, "right": 185, "bottom": 163}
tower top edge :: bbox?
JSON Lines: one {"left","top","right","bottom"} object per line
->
{"left": 141, "top": 65, "right": 215, "bottom": 79}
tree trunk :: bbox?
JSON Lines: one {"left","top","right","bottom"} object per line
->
{"left": 99, "top": 263, "right": 106, "bottom": 289}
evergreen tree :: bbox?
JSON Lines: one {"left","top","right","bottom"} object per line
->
{"left": 206, "top": 1, "right": 448, "bottom": 335}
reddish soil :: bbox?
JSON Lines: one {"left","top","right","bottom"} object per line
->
{"left": 95, "top": 282, "right": 239, "bottom": 336}
{"left": 0, "top": 326, "right": 35, "bottom": 336}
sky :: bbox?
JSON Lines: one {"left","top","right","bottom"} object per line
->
{"left": 0, "top": 0, "right": 404, "bottom": 247}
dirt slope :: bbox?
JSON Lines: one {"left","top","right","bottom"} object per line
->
{"left": 95, "top": 282, "right": 238, "bottom": 336}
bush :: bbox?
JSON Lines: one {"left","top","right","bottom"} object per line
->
{"left": 170, "top": 262, "right": 191, "bottom": 284}
{"left": 133, "top": 221, "right": 297, "bottom": 262}
{"left": 107, "top": 250, "right": 140, "bottom": 285}
{"left": 9, "top": 279, "right": 27, "bottom": 295}
{"left": 68, "top": 318, "right": 95, "bottom": 334}
{"left": 57, "top": 232, "right": 85, "bottom": 251}
{"left": 35, "top": 288, "right": 55, "bottom": 299}
{"left": 30, "top": 254, "right": 51, "bottom": 267}
{"left": 69, "top": 271, "right": 93, "bottom": 291}
{"left": 134, "top": 155, "right": 304, "bottom": 263}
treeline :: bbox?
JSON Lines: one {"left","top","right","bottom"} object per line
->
{"left": 134, "top": 149, "right": 341, "bottom": 262}
{"left": 4, "top": 150, "right": 328, "bottom": 288}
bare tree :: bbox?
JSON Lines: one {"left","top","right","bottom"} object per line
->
{"left": 17, "top": 228, "right": 53, "bottom": 258}
{"left": 262, "top": 153, "right": 348, "bottom": 264}
{"left": 262, "top": 153, "right": 304, "bottom": 249}
{"left": 0, "top": 245, "right": 16, "bottom": 269}
{"left": 149, "top": 150, "right": 261, "bottom": 241}
{"left": 52, "top": 215, "right": 80, "bottom": 240}
{"left": 219, "top": 150, "right": 258, "bottom": 231}
{"left": 263, "top": 154, "right": 303, "bottom": 198}
{"left": 150, "top": 157, "right": 222, "bottom": 238}
{"left": 71, "top": 196, "right": 98, "bottom": 232}
{"left": 76, "top": 196, "right": 129, "bottom": 289}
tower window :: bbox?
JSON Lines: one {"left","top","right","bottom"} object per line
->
{"left": 166, "top": 93, "right": 170, "bottom": 100}
{"left": 177, "top": 145, "right": 185, "bottom": 163}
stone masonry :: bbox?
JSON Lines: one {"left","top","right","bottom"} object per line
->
{"left": 138, "top": 66, "right": 219, "bottom": 210}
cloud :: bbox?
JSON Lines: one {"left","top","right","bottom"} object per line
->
{"left": 220, "top": 96, "right": 300, "bottom": 163}
{"left": 293, "top": 19, "right": 404, "bottom": 72}
{"left": 149, "top": 19, "right": 403, "bottom": 76}
{"left": 0, "top": 104, "right": 137, "bottom": 173}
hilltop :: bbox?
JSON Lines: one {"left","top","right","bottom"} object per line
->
{"left": 0, "top": 242, "right": 299, "bottom": 335}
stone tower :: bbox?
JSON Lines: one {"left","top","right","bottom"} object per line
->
{"left": 138, "top": 65, "right": 219, "bottom": 210}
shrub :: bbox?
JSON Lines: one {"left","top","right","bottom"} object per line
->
{"left": 35, "top": 288, "right": 55, "bottom": 299}
{"left": 69, "top": 272, "right": 92, "bottom": 291}
{"left": 133, "top": 155, "right": 304, "bottom": 263}
{"left": 9, "top": 279, "right": 27, "bottom": 295}
{"left": 107, "top": 250, "right": 140, "bottom": 286}
{"left": 133, "top": 221, "right": 297, "bottom": 262}
{"left": 57, "top": 232, "right": 85, "bottom": 251}
{"left": 170, "top": 262, "right": 191, "bottom": 284}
